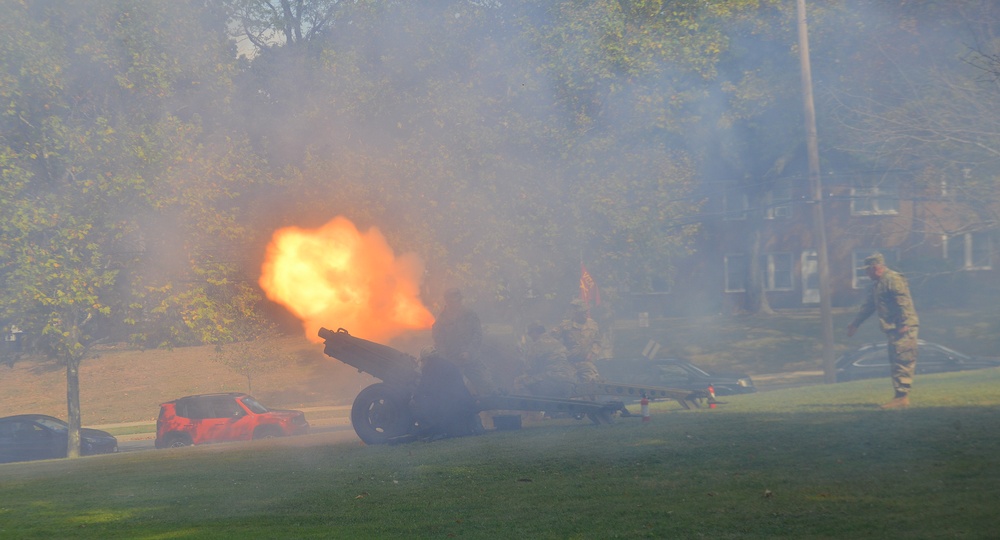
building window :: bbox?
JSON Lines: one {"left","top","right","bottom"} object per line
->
{"left": 851, "top": 177, "right": 899, "bottom": 215}
{"left": 724, "top": 254, "right": 746, "bottom": 292}
{"left": 765, "top": 253, "right": 794, "bottom": 290}
{"left": 723, "top": 190, "right": 748, "bottom": 220}
{"left": 945, "top": 232, "right": 992, "bottom": 270}
{"left": 725, "top": 253, "right": 794, "bottom": 292}
{"left": 650, "top": 274, "right": 671, "bottom": 294}
{"left": 852, "top": 249, "right": 899, "bottom": 289}
{"left": 765, "top": 180, "right": 792, "bottom": 219}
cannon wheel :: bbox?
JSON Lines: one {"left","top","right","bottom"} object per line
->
{"left": 351, "top": 383, "right": 415, "bottom": 444}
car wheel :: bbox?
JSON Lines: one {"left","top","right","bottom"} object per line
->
{"left": 351, "top": 382, "right": 415, "bottom": 445}
{"left": 165, "top": 434, "right": 192, "bottom": 448}
{"left": 253, "top": 427, "right": 282, "bottom": 440}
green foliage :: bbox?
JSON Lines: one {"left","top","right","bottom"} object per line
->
{"left": 2, "top": 0, "right": 998, "bottom": 350}
{"left": 0, "top": 0, "right": 256, "bottom": 351}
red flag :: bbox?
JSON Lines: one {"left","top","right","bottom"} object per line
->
{"left": 580, "top": 263, "right": 598, "bottom": 306}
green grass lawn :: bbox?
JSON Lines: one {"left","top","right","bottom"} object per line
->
{"left": 2, "top": 368, "right": 999, "bottom": 539}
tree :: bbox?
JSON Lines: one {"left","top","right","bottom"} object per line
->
{"left": 1, "top": 0, "right": 125, "bottom": 457}
{"left": 231, "top": 0, "right": 343, "bottom": 52}
{"left": 211, "top": 283, "right": 290, "bottom": 394}
{"left": 0, "top": 0, "right": 253, "bottom": 457}
{"left": 821, "top": 0, "right": 1000, "bottom": 280}
{"left": 827, "top": 1, "right": 1000, "bottom": 164}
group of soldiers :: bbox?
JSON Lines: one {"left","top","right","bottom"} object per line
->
{"left": 516, "top": 300, "right": 601, "bottom": 398}
{"left": 426, "top": 289, "right": 601, "bottom": 401}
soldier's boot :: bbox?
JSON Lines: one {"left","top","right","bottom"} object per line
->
{"left": 880, "top": 396, "right": 910, "bottom": 409}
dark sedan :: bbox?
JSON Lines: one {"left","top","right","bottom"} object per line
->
{"left": 594, "top": 357, "right": 756, "bottom": 396}
{"left": 0, "top": 414, "right": 119, "bottom": 464}
{"left": 835, "top": 340, "right": 1000, "bottom": 382}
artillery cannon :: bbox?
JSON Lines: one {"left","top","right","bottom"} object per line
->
{"left": 319, "top": 327, "right": 717, "bottom": 445}
{"left": 319, "top": 327, "right": 625, "bottom": 444}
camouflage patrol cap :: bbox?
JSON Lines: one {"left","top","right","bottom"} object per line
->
{"left": 861, "top": 252, "right": 885, "bottom": 268}
{"left": 570, "top": 298, "right": 587, "bottom": 310}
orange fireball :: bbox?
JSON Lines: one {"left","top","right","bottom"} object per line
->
{"left": 259, "top": 216, "right": 434, "bottom": 343}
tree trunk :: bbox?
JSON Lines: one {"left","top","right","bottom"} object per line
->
{"left": 66, "top": 356, "right": 82, "bottom": 458}
{"left": 744, "top": 192, "right": 774, "bottom": 315}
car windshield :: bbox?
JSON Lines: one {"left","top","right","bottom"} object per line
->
{"left": 837, "top": 346, "right": 879, "bottom": 367}
{"left": 241, "top": 396, "right": 269, "bottom": 414}
{"left": 674, "top": 361, "right": 710, "bottom": 377}
{"left": 928, "top": 342, "right": 971, "bottom": 360}
{"left": 33, "top": 416, "right": 68, "bottom": 432}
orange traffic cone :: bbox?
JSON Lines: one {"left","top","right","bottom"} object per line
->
{"left": 640, "top": 396, "right": 650, "bottom": 422}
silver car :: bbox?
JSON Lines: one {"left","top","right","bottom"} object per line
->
{"left": 835, "top": 340, "right": 1000, "bottom": 382}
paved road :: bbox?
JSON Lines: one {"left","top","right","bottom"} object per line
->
{"left": 111, "top": 407, "right": 357, "bottom": 452}
{"left": 108, "top": 373, "right": 827, "bottom": 453}
{"left": 752, "top": 370, "right": 825, "bottom": 392}
{"left": 120, "top": 421, "right": 359, "bottom": 452}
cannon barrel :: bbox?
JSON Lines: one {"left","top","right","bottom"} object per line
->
{"left": 318, "top": 327, "right": 419, "bottom": 390}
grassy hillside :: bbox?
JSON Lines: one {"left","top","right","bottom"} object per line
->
{"left": 0, "top": 336, "right": 378, "bottom": 425}
{"left": 2, "top": 368, "right": 999, "bottom": 539}
{"left": 1, "top": 308, "right": 996, "bottom": 425}
{"left": 611, "top": 307, "right": 1000, "bottom": 374}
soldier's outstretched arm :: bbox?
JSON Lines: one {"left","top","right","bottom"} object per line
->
{"left": 849, "top": 291, "right": 875, "bottom": 334}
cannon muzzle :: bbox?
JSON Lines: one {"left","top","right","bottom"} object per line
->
{"left": 317, "top": 327, "right": 338, "bottom": 341}
{"left": 318, "top": 327, "right": 419, "bottom": 389}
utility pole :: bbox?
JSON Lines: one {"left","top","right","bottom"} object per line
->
{"left": 796, "top": 0, "right": 837, "bottom": 383}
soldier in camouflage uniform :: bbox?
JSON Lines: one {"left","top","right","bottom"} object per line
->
{"left": 411, "top": 347, "right": 480, "bottom": 439}
{"left": 432, "top": 288, "right": 495, "bottom": 395}
{"left": 554, "top": 299, "right": 601, "bottom": 383}
{"left": 516, "top": 323, "right": 577, "bottom": 398}
{"left": 847, "top": 253, "right": 919, "bottom": 409}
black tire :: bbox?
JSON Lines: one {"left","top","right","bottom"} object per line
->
{"left": 164, "top": 433, "right": 192, "bottom": 448}
{"left": 253, "top": 426, "right": 282, "bottom": 440}
{"left": 351, "top": 383, "right": 415, "bottom": 445}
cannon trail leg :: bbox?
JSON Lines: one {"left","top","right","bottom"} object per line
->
{"left": 351, "top": 383, "right": 415, "bottom": 445}
{"left": 586, "top": 410, "right": 615, "bottom": 425}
